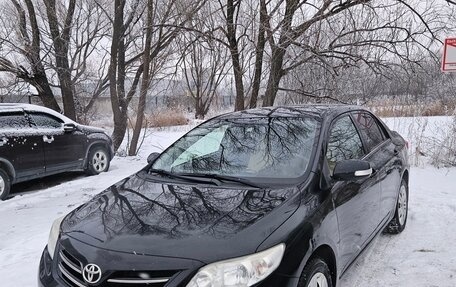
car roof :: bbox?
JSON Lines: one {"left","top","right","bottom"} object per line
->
{"left": 0, "top": 103, "right": 49, "bottom": 110}
{"left": 216, "top": 104, "right": 367, "bottom": 121}
{"left": 0, "top": 103, "right": 74, "bottom": 123}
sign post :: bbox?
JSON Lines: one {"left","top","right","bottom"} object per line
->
{"left": 442, "top": 38, "right": 456, "bottom": 72}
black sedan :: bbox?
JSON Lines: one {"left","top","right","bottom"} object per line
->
{"left": 0, "top": 104, "right": 114, "bottom": 200}
{"left": 39, "top": 105, "right": 409, "bottom": 287}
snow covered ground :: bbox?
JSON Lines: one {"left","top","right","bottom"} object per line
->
{"left": 0, "top": 118, "right": 455, "bottom": 287}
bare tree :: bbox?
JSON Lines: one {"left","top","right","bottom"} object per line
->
{"left": 128, "top": 0, "right": 153, "bottom": 156}
{"left": 174, "top": 2, "right": 231, "bottom": 119}
{"left": 0, "top": 0, "right": 60, "bottom": 111}
{"left": 128, "top": 0, "right": 207, "bottom": 155}
{"left": 108, "top": 0, "right": 144, "bottom": 151}
{"left": 43, "top": 0, "right": 77, "bottom": 119}
{"left": 181, "top": 36, "right": 230, "bottom": 119}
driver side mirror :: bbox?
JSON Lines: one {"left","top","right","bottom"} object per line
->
{"left": 333, "top": 159, "right": 372, "bottom": 181}
{"left": 63, "top": 123, "right": 76, "bottom": 133}
{"left": 147, "top": 152, "right": 160, "bottom": 164}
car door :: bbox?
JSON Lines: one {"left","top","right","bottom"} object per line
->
{"left": 28, "top": 112, "right": 86, "bottom": 174}
{"left": 0, "top": 111, "right": 45, "bottom": 180}
{"left": 327, "top": 114, "right": 381, "bottom": 272}
{"left": 352, "top": 111, "right": 401, "bottom": 222}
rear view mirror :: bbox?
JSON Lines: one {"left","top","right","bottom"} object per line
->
{"left": 63, "top": 123, "right": 76, "bottom": 133}
{"left": 147, "top": 152, "right": 160, "bottom": 164}
{"left": 333, "top": 159, "right": 372, "bottom": 181}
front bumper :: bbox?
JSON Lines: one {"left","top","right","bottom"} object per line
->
{"left": 38, "top": 245, "right": 300, "bottom": 287}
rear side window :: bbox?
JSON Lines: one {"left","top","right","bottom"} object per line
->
{"left": 30, "top": 113, "right": 63, "bottom": 129}
{"left": 327, "top": 115, "right": 365, "bottom": 172}
{"left": 352, "top": 112, "right": 386, "bottom": 152}
{"left": 0, "top": 113, "right": 30, "bottom": 129}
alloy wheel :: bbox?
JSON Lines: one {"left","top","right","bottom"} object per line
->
{"left": 308, "top": 272, "right": 328, "bottom": 287}
{"left": 92, "top": 151, "right": 108, "bottom": 172}
{"left": 397, "top": 184, "right": 407, "bottom": 226}
{"left": 0, "top": 176, "right": 4, "bottom": 194}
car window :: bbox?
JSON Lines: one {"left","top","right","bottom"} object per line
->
{"left": 0, "top": 112, "right": 30, "bottom": 129}
{"left": 171, "top": 126, "right": 227, "bottom": 168}
{"left": 352, "top": 112, "right": 385, "bottom": 152}
{"left": 327, "top": 115, "right": 365, "bottom": 173}
{"left": 152, "top": 117, "right": 319, "bottom": 180}
{"left": 30, "top": 113, "right": 63, "bottom": 129}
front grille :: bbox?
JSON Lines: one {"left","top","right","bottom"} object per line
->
{"left": 106, "top": 270, "right": 178, "bottom": 286}
{"left": 58, "top": 249, "right": 85, "bottom": 287}
{"left": 57, "top": 247, "right": 178, "bottom": 287}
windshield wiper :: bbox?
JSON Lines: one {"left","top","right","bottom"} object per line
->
{"left": 149, "top": 169, "right": 261, "bottom": 188}
{"left": 148, "top": 169, "right": 220, "bottom": 185}
{"left": 179, "top": 173, "right": 262, "bottom": 188}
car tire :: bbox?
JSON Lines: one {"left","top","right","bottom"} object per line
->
{"left": 298, "top": 258, "right": 333, "bottom": 287}
{"left": 85, "top": 146, "right": 110, "bottom": 175}
{"left": 0, "top": 168, "right": 11, "bottom": 200}
{"left": 384, "top": 179, "right": 408, "bottom": 234}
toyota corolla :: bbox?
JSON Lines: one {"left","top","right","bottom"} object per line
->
{"left": 38, "top": 105, "right": 409, "bottom": 287}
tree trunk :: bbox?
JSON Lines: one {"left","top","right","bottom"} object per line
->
{"left": 29, "top": 74, "right": 61, "bottom": 111}
{"left": 43, "top": 0, "right": 77, "bottom": 120}
{"left": 262, "top": 0, "right": 298, "bottom": 107}
{"left": 262, "top": 47, "right": 286, "bottom": 107}
{"left": 195, "top": 97, "right": 205, "bottom": 119}
{"left": 128, "top": 0, "right": 153, "bottom": 156}
{"left": 226, "top": 0, "right": 244, "bottom": 111}
{"left": 249, "top": 0, "right": 267, "bottom": 109}
{"left": 109, "top": 0, "right": 126, "bottom": 152}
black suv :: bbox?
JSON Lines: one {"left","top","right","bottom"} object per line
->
{"left": 0, "top": 104, "right": 114, "bottom": 200}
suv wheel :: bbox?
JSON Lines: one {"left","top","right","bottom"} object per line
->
{"left": 0, "top": 168, "right": 11, "bottom": 200}
{"left": 299, "top": 258, "right": 333, "bottom": 287}
{"left": 385, "top": 179, "right": 408, "bottom": 234}
{"left": 86, "top": 146, "right": 110, "bottom": 175}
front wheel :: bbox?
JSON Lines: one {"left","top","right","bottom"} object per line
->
{"left": 85, "top": 146, "right": 110, "bottom": 175}
{"left": 0, "top": 168, "right": 11, "bottom": 200}
{"left": 384, "top": 179, "right": 408, "bottom": 234}
{"left": 298, "top": 258, "right": 333, "bottom": 287}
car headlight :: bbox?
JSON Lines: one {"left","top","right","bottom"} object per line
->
{"left": 186, "top": 243, "right": 285, "bottom": 287}
{"left": 47, "top": 216, "right": 65, "bottom": 260}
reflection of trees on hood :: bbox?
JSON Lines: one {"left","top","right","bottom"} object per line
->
{"left": 67, "top": 176, "right": 295, "bottom": 240}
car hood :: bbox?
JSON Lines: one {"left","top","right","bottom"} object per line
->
{"left": 78, "top": 124, "right": 106, "bottom": 134}
{"left": 62, "top": 173, "right": 301, "bottom": 263}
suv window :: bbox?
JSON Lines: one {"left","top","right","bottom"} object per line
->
{"left": 30, "top": 113, "right": 63, "bottom": 129}
{"left": 327, "top": 115, "right": 365, "bottom": 173}
{"left": 352, "top": 112, "right": 385, "bottom": 152}
{"left": 0, "top": 112, "right": 30, "bottom": 129}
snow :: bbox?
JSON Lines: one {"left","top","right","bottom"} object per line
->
{"left": 382, "top": 116, "right": 456, "bottom": 166}
{"left": 0, "top": 128, "right": 65, "bottom": 137}
{"left": 0, "top": 103, "right": 76, "bottom": 124}
{"left": 0, "top": 120, "right": 455, "bottom": 287}
{"left": 340, "top": 167, "right": 456, "bottom": 287}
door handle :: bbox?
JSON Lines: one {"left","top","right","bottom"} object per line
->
{"left": 0, "top": 137, "right": 7, "bottom": 146}
{"left": 43, "top": 135, "right": 54, "bottom": 144}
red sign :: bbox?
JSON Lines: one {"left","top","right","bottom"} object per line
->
{"left": 442, "top": 38, "right": 456, "bottom": 72}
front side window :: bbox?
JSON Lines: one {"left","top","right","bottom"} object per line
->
{"left": 352, "top": 112, "right": 385, "bottom": 152}
{"left": 152, "top": 117, "right": 319, "bottom": 180}
{"left": 326, "top": 115, "right": 365, "bottom": 172}
{"left": 30, "top": 113, "right": 63, "bottom": 129}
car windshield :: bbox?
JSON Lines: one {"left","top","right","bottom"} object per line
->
{"left": 151, "top": 116, "right": 319, "bottom": 180}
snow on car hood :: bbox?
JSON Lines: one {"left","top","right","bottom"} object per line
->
{"left": 78, "top": 124, "right": 106, "bottom": 134}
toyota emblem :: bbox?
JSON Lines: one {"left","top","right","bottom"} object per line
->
{"left": 82, "top": 263, "right": 102, "bottom": 284}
